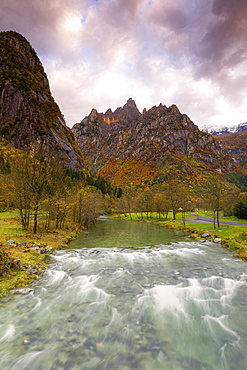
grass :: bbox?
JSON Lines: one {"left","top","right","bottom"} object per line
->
{"left": 0, "top": 210, "right": 79, "bottom": 299}
{"left": 114, "top": 211, "right": 247, "bottom": 260}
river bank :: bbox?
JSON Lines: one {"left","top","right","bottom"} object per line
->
{"left": 0, "top": 211, "right": 79, "bottom": 298}
{"left": 114, "top": 212, "right": 247, "bottom": 261}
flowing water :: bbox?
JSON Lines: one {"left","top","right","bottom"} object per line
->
{"left": 1, "top": 218, "right": 247, "bottom": 370}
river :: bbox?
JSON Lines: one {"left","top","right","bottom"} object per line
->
{"left": 0, "top": 218, "right": 247, "bottom": 369}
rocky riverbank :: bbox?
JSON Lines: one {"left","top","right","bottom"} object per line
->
{"left": 0, "top": 226, "right": 78, "bottom": 298}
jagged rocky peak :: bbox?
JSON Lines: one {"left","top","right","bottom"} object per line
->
{"left": 0, "top": 30, "right": 84, "bottom": 170}
{"left": 103, "top": 98, "right": 141, "bottom": 124}
{"left": 104, "top": 108, "right": 113, "bottom": 116}
{"left": 121, "top": 97, "right": 141, "bottom": 119}
{"left": 88, "top": 108, "right": 103, "bottom": 122}
{"left": 72, "top": 98, "right": 233, "bottom": 172}
{"left": 74, "top": 98, "right": 141, "bottom": 129}
{"left": 142, "top": 103, "right": 168, "bottom": 120}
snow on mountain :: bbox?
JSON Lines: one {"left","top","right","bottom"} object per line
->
{"left": 202, "top": 122, "right": 247, "bottom": 136}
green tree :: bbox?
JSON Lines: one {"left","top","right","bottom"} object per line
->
{"left": 233, "top": 200, "right": 247, "bottom": 219}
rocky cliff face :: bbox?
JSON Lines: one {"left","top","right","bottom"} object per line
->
{"left": 217, "top": 131, "right": 247, "bottom": 166}
{"left": 0, "top": 31, "right": 84, "bottom": 170}
{"left": 202, "top": 122, "right": 247, "bottom": 166}
{"left": 72, "top": 99, "right": 233, "bottom": 171}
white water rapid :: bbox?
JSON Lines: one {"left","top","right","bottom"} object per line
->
{"left": 0, "top": 219, "right": 247, "bottom": 369}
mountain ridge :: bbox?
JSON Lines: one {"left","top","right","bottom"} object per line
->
{"left": 202, "top": 122, "right": 247, "bottom": 136}
{"left": 72, "top": 99, "right": 235, "bottom": 186}
{"left": 72, "top": 99, "right": 232, "bottom": 166}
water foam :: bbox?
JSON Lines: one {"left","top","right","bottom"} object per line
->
{"left": 11, "top": 351, "right": 43, "bottom": 370}
{"left": 46, "top": 269, "right": 70, "bottom": 286}
{"left": 0, "top": 324, "right": 15, "bottom": 342}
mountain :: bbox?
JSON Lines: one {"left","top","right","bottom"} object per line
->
{"left": 202, "top": 122, "right": 247, "bottom": 167}
{"left": 216, "top": 131, "right": 247, "bottom": 167}
{"left": 0, "top": 31, "right": 84, "bottom": 170}
{"left": 202, "top": 122, "right": 247, "bottom": 136}
{"left": 72, "top": 99, "right": 234, "bottom": 186}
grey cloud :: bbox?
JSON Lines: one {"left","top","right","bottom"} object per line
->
{"left": 151, "top": 5, "right": 189, "bottom": 33}
{"left": 143, "top": 0, "right": 247, "bottom": 76}
{"left": 0, "top": 0, "right": 246, "bottom": 127}
{"left": 80, "top": 0, "right": 142, "bottom": 56}
{"left": 0, "top": 0, "right": 85, "bottom": 57}
{"left": 194, "top": 0, "right": 247, "bottom": 75}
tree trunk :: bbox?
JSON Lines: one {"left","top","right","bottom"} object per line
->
{"left": 182, "top": 209, "right": 186, "bottom": 227}
{"left": 33, "top": 203, "right": 39, "bottom": 234}
{"left": 216, "top": 210, "right": 220, "bottom": 228}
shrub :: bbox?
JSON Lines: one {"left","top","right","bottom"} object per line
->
{"left": 233, "top": 200, "right": 247, "bottom": 219}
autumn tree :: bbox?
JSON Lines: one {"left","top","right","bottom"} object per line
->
{"left": 0, "top": 174, "right": 15, "bottom": 210}
{"left": 11, "top": 153, "right": 32, "bottom": 230}
{"left": 72, "top": 185, "right": 103, "bottom": 228}
{"left": 40, "top": 158, "right": 74, "bottom": 230}
{"left": 11, "top": 144, "right": 67, "bottom": 233}
{"left": 122, "top": 183, "right": 138, "bottom": 220}
{"left": 156, "top": 152, "right": 196, "bottom": 220}
{"left": 151, "top": 184, "right": 171, "bottom": 220}
{"left": 0, "top": 141, "right": 16, "bottom": 209}
{"left": 137, "top": 187, "right": 153, "bottom": 219}
{"left": 163, "top": 180, "right": 188, "bottom": 220}
{"left": 103, "top": 194, "right": 116, "bottom": 215}
{"left": 152, "top": 189, "right": 170, "bottom": 220}
{"left": 200, "top": 173, "right": 230, "bottom": 228}
{"left": 221, "top": 182, "right": 239, "bottom": 216}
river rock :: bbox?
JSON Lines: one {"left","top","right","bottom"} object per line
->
{"left": 31, "top": 244, "right": 53, "bottom": 254}
{"left": 214, "top": 238, "right": 222, "bottom": 243}
{"left": 12, "top": 258, "right": 20, "bottom": 264}
{"left": 26, "top": 269, "right": 38, "bottom": 275}
{"left": 7, "top": 240, "right": 16, "bottom": 246}
{"left": 11, "top": 288, "right": 33, "bottom": 295}
{"left": 201, "top": 233, "right": 210, "bottom": 238}
{"left": 17, "top": 242, "right": 27, "bottom": 247}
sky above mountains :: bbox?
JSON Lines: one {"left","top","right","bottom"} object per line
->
{"left": 1, "top": 0, "right": 247, "bottom": 128}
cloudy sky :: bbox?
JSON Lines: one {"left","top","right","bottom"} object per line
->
{"left": 1, "top": 0, "right": 247, "bottom": 128}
